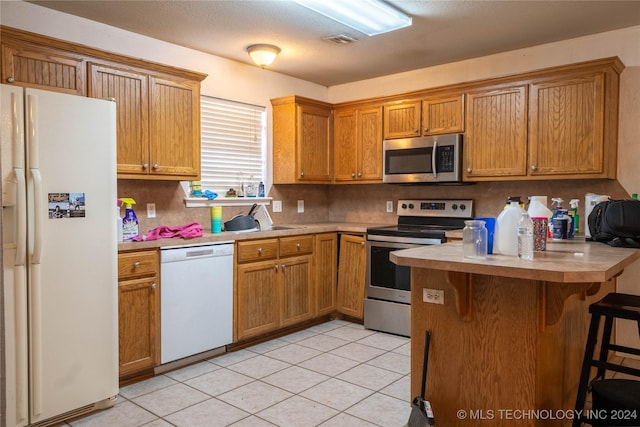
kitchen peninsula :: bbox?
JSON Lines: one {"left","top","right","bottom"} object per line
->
{"left": 391, "top": 241, "right": 640, "bottom": 427}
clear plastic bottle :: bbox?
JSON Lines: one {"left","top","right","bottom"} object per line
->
{"left": 517, "top": 212, "right": 534, "bottom": 260}
{"left": 463, "top": 220, "right": 488, "bottom": 259}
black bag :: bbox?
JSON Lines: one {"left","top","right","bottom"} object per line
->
{"left": 407, "top": 330, "right": 435, "bottom": 426}
{"left": 588, "top": 199, "right": 640, "bottom": 248}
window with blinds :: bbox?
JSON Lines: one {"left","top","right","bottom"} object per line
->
{"left": 200, "top": 95, "right": 266, "bottom": 194}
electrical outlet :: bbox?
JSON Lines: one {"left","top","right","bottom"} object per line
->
{"left": 423, "top": 288, "right": 444, "bottom": 304}
{"left": 297, "top": 200, "right": 304, "bottom": 213}
{"left": 386, "top": 201, "right": 394, "bottom": 213}
{"left": 272, "top": 200, "right": 282, "bottom": 212}
{"left": 147, "top": 203, "right": 156, "bottom": 218}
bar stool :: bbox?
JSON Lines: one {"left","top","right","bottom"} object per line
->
{"left": 573, "top": 293, "right": 640, "bottom": 427}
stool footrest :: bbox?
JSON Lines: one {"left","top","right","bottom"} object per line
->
{"left": 609, "top": 343, "right": 640, "bottom": 357}
{"left": 592, "top": 360, "right": 640, "bottom": 378}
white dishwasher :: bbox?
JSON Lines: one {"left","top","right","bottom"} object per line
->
{"left": 160, "top": 242, "right": 234, "bottom": 364}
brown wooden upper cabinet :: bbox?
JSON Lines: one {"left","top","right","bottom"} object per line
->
{"left": 422, "top": 94, "right": 465, "bottom": 135}
{"left": 272, "top": 95, "right": 333, "bottom": 184}
{"left": 1, "top": 40, "right": 86, "bottom": 95}
{"left": 528, "top": 72, "right": 612, "bottom": 178}
{"left": 89, "top": 62, "right": 200, "bottom": 180}
{"left": 333, "top": 105, "right": 383, "bottom": 183}
{"left": 1, "top": 26, "right": 206, "bottom": 181}
{"left": 383, "top": 95, "right": 465, "bottom": 140}
{"left": 383, "top": 100, "right": 421, "bottom": 139}
{"left": 464, "top": 58, "right": 622, "bottom": 181}
{"left": 464, "top": 84, "right": 529, "bottom": 180}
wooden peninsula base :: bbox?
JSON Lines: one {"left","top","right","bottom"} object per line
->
{"left": 391, "top": 241, "right": 640, "bottom": 427}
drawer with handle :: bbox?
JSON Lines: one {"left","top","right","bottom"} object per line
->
{"left": 237, "top": 239, "right": 278, "bottom": 263}
{"left": 279, "top": 235, "right": 314, "bottom": 257}
{"left": 118, "top": 250, "right": 158, "bottom": 278}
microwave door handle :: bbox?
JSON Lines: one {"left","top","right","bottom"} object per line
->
{"left": 431, "top": 141, "right": 438, "bottom": 178}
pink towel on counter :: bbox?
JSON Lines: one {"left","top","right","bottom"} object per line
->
{"left": 132, "top": 222, "right": 203, "bottom": 241}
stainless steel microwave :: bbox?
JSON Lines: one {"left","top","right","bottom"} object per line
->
{"left": 383, "top": 134, "right": 463, "bottom": 184}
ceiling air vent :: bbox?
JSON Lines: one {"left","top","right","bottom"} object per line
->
{"left": 322, "top": 34, "right": 358, "bottom": 45}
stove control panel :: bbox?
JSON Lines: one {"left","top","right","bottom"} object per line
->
{"left": 397, "top": 199, "right": 474, "bottom": 218}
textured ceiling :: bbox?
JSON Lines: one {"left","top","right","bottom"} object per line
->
{"left": 28, "top": 0, "right": 640, "bottom": 86}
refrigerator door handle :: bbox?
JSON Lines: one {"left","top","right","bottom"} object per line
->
{"left": 14, "top": 168, "right": 26, "bottom": 266}
{"left": 27, "top": 94, "right": 39, "bottom": 168}
{"left": 31, "top": 169, "right": 43, "bottom": 265}
{"left": 12, "top": 92, "right": 25, "bottom": 167}
{"left": 26, "top": 93, "right": 43, "bottom": 264}
{"left": 11, "top": 92, "right": 27, "bottom": 266}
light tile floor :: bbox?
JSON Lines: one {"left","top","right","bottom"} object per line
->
{"left": 63, "top": 320, "right": 412, "bottom": 427}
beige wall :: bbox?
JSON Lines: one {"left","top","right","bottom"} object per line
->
{"left": 3, "top": 1, "right": 639, "bottom": 351}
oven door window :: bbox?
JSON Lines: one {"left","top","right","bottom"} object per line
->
{"left": 385, "top": 147, "right": 433, "bottom": 175}
{"left": 369, "top": 245, "right": 411, "bottom": 292}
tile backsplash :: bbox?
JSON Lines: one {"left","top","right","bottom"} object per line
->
{"left": 118, "top": 179, "right": 630, "bottom": 235}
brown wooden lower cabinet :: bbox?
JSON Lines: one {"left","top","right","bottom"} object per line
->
{"left": 280, "top": 254, "right": 314, "bottom": 327}
{"left": 236, "top": 259, "right": 281, "bottom": 340}
{"left": 235, "top": 235, "right": 314, "bottom": 342}
{"left": 117, "top": 249, "right": 160, "bottom": 379}
{"left": 336, "top": 234, "right": 367, "bottom": 319}
{"left": 315, "top": 233, "right": 338, "bottom": 316}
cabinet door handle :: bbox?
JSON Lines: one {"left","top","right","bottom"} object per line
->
{"left": 531, "top": 165, "right": 537, "bottom": 171}
{"left": 357, "top": 172, "right": 362, "bottom": 177}
{"left": 151, "top": 283, "right": 156, "bottom": 289}
{"left": 296, "top": 243, "right": 301, "bottom": 250}
{"left": 466, "top": 167, "right": 472, "bottom": 173}
{"left": 142, "top": 163, "right": 149, "bottom": 170}
{"left": 414, "top": 129, "right": 420, "bottom": 134}
{"left": 424, "top": 127, "right": 429, "bottom": 133}
{"left": 351, "top": 172, "right": 356, "bottom": 178}
{"left": 300, "top": 171, "right": 305, "bottom": 177}
{"left": 257, "top": 247, "right": 263, "bottom": 255}
{"left": 360, "top": 242, "right": 365, "bottom": 247}
{"left": 7, "top": 77, "right": 15, "bottom": 83}
{"left": 281, "top": 264, "right": 286, "bottom": 271}
{"left": 153, "top": 164, "right": 159, "bottom": 170}
{"left": 133, "top": 262, "right": 141, "bottom": 269}
{"left": 274, "top": 264, "right": 279, "bottom": 271}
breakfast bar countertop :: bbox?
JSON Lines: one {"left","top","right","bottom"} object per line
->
{"left": 394, "top": 239, "right": 640, "bottom": 427}
{"left": 390, "top": 240, "right": 640, "bottom": 284}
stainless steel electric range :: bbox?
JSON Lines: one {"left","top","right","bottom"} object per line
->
{"left": 364, "top": 199, "right": 474, "bottom": 337}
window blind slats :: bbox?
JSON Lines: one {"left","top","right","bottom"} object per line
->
{"left": 200, "top": 96, "right": 265, "bottom": 193}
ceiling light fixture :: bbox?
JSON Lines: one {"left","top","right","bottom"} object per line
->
{"left": 247, "top": 44, "right": 281, "bottom": 68}
{"left": 293, "top": 0, "right": 411, "bottom": 36}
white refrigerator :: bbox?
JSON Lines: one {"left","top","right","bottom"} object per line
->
{"left": 1, "top": 85, "right": 118, "bottom": 427}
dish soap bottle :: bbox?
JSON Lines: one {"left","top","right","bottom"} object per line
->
{"left": 120, "top": 198, "right": 139, "bottom": 241}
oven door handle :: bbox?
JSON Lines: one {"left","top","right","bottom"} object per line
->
{"left": 431, "top": 140, "right": 438, "bottom": 179}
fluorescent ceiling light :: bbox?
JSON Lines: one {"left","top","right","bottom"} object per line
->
{"left": 294, "top": 0, "right": 412, "bottom": 36}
